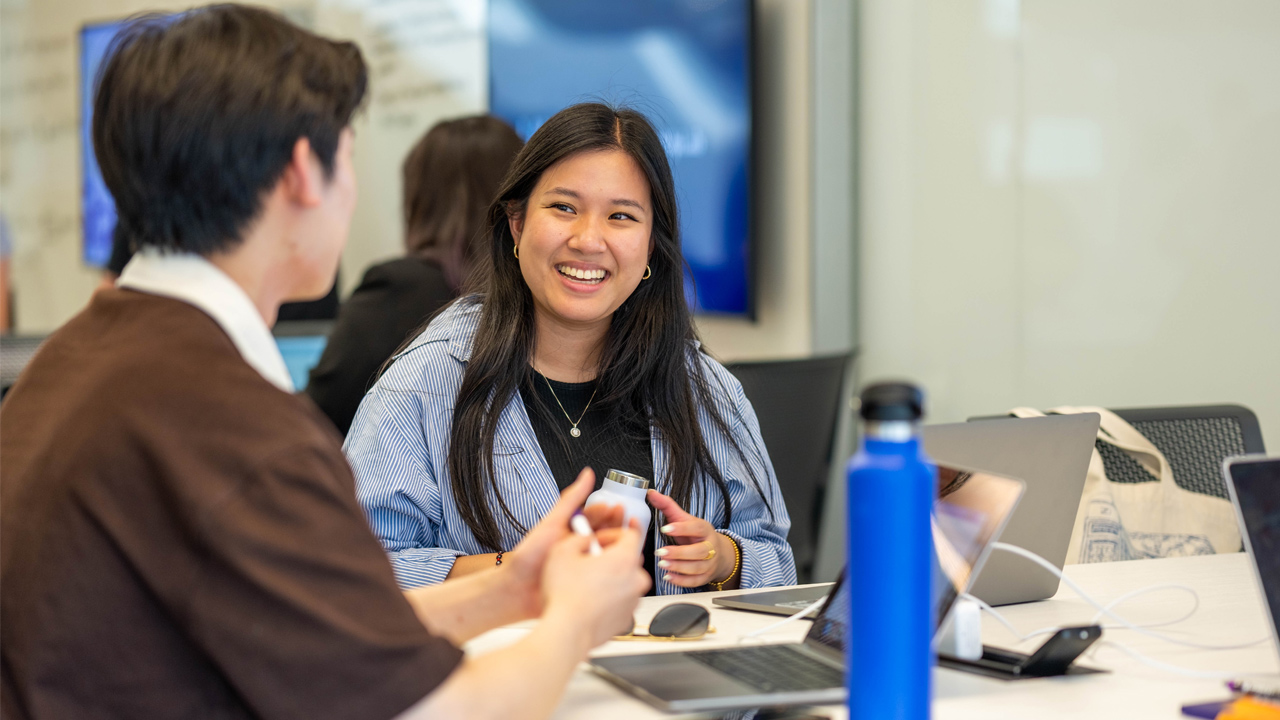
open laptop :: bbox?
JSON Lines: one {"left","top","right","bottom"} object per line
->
{"left": 717, "top": 414, "right": 1097, "bottom": 616}
{"left": 590, "top": 465, "right": 1024, "bottom": 714}
{"left": 924, "top": 413, "right": 1099, "bottom": 605}
{"left": 1224, "top": 455, "right": 1280, "bottom": 677}
{"left": 712, "top": 583, "right": 832, "bottom": 617}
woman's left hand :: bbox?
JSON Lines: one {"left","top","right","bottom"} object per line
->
{"left": 647, "top": 490, "right": 736, "bottom": 588}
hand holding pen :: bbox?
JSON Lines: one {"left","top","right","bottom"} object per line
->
{"left": 571, "top": 510, "right": 604, "bottom": 555}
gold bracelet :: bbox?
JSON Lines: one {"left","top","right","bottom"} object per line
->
{"left": 708, "top": 534, "right": 741, "bottom": 591}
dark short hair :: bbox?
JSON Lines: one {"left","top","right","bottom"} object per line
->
{"left": 402, "top": 115, "right": 522, "bottom": 290}
{"left": 93, "top": 4, "right": 367, "bottom": 256}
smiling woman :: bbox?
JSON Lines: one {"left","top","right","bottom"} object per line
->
{"left": 343, "top": 103, "right": 796, "bottom": 597}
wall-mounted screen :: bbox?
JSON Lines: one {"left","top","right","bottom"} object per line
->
{"left": 80, "top": 20, "right": 125, "bottom": 268}
{"left": 488, "top": 0, "right": 754, "bottom": 316}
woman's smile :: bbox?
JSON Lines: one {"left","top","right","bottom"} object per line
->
{"left": 554, "top": 263, "right": 609, "bottom": 286}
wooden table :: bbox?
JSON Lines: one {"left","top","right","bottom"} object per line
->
{"left": 464, "top": 553, "right": 1276, "bottom": 719}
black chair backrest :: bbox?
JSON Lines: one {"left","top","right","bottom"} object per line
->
{"left": 1, "top": 335, "right": 47, "bottom": 401}
{"left": 724, "top": 352, "right": 851, "bottom": 583}
{"left": 271, "top": 319, "right": 336, "bottom": 338}
{"left": 1101, "top": 404, "right": 1266, "bottom": 500}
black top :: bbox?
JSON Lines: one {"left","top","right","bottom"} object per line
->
{"left": 275, "top": 279, "right": 340, "bottom": 323}
{"left": 519, "top": 371, "right": 658, "bottom": 591}
{"left": 306, "top": 257, "right": 455, "bottom": 435}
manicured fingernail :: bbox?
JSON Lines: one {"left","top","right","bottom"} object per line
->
{"left": 655, "top": 548, "right": 669, "bottom": 557}
{"left": 661, "top": 524, "right": 674, "bottom": 533}
{"left": 663, "top": 574, "right": 672, "bottom": 582}
{"left": 658, "top": 560, "right": 670, "bottom": 569}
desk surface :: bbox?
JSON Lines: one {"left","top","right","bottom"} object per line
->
{"left": 465, "top": 553, "right": 1277, "bottom": 719}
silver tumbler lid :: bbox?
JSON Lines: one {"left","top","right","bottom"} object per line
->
{"left": 605, "top": 469, "right": 651, "bottom": 489}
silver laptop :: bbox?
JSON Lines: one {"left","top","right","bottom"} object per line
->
{"left": 924, "top": 413, "right": 1099, "bottom": 605}
{"left": 1223, "top": 455, "right": 1280, "bottom": 673}
{"left": 589, "top": 465, "right": 1024, "bottom": 714}
{"left": 712, "top": 584, "right": 832, "bottom": 617}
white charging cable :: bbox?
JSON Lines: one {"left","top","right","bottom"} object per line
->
{"left": 737, "top": 595, "right": 829, "bottom": 643}
{"left": 966, "top": 542, "right": 1270, "bottom": 678}
{"left": 958, "top": 583, "right": 1202, "bottom": 644}
{"left": 728, "top": 543, "right": 1268, "bottom": 678}
{"left": 1088, "top": 641, "right": 1244, "bottom": 680}
{"left": 989, "top": 542, "right": 1268, "bottom": 651}
{"left": 957, "top": 588, "right": 1240, "bottom": 678}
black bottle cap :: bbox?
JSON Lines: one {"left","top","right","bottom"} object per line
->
{"left": 859, "top": 381, "right": 925, "bottom": 421}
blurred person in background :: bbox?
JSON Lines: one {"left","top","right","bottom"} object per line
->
{"left": 306, "top": 115, "right": 522, "bottom": 435}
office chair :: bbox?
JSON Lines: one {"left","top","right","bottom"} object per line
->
{"left": 724, "top": 352, "right": 852, "bottom": 584}
{"left": 1100, "top": 404, "right": 1266, "bottom": 500}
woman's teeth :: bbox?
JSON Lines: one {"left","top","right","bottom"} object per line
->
{"left": 556, "top": 265, "right": 606, "bottom": 284}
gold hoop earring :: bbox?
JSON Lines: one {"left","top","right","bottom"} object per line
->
{"left": 643, "top": 265, "right": 652, "bottom": 280}
{"left": 513, "top": 244, "right": 520, "bottom": 260}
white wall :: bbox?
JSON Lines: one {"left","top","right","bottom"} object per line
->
{"left": 1, "top": 0, "right": 819, "bottom": 364}
{"left": 859, "top": 0, "right": 1280, "bottom": 450}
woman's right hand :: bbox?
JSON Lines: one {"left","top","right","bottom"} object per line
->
{"left": 540, "top": 522, "right": 650, "bottom": 648}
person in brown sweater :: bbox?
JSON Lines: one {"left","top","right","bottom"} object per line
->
{"left": 0, "top": 6, "right": 648, "bottom": 720}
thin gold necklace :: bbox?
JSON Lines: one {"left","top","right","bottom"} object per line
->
{"left": 540, "top": 372, "right": 598, "bottom": 438}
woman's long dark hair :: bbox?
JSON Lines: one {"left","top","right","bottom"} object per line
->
{"left": 402, "top": 115, "right": 523, "bottom": 290}
{"left": 448, "top": 102, "right": 773, "bottom": 551}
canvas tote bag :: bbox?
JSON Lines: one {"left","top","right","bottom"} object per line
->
{"left": 1009, "top": 406, "right": 1241, "bottom": 564}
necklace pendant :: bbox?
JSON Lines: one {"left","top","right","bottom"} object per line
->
{"left": 570, "top": 427, "right": 581, "bottom": 438}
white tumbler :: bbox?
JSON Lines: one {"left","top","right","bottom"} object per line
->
{"left": 584, "top": 469, "right": 652, "bottom": 546}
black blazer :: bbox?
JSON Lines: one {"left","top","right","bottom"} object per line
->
{"left": 306, "top": 257, "right": 455, "bottom": 435}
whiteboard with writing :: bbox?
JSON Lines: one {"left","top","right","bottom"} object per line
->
{"left": 0, "top": 0, "right": 485, "bottom": 332}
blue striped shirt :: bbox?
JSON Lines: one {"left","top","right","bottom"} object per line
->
{"left": 344, "top": 298, "right": 796, "bottom": 594}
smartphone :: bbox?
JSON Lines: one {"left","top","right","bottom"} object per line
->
{"left": 1019, "top": 625, "right": 1102, "bottom": 677}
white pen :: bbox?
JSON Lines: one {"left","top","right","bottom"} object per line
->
{"left": 570, "top": 510, "right": 604, "bottom": 556}
{"left": 1228, "top": 680, "right": 1280, "bottom": 700}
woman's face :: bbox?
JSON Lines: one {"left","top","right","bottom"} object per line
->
{"left": 510, "top": 148, "right": 653, "bottom": 335}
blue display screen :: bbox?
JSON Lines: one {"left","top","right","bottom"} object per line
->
{"left": 81, "top": 20, "right": 124, "bottom": 268}
{"left": 81, "top": 15, "right": 180, "bottom": 268}
{"left": 488, "top": 0, "right": 753, "bottom": 315}
{"left": 275, "top": 336, "right": 328, "bottom": 391}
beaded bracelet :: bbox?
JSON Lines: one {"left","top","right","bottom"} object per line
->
{"left": 707, "top": 535, "right": 741, "bottom": 592}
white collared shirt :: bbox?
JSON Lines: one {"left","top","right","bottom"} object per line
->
{"left": 117, "top": 248, "right": 294, "bottom": 393}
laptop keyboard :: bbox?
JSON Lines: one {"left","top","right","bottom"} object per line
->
{"left": 686, "top": 644, "right": 842, "bottom": 693}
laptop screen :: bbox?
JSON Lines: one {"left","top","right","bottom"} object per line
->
{"left": 275, "top": 335, "right": 327, "bottom": 391}
{"left": 931, "top": 467, "right": 1022, "bottom": 625}
{"left": 1226, "top": 457, "right": 1280, "bottom": 651}
{"left": 806, "top": 576, "right": 850, "bottom": 654}
{"left": 803, "top": 465, "right": 1024, "bottom": 656}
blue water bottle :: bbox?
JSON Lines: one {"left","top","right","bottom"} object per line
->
{"left": 846, "top": 382, "right": 936, "bottom": 720}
